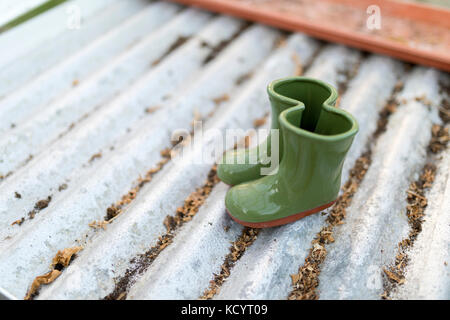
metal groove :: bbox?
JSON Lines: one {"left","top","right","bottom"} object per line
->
{"left": 0, "top": 8, "right": 219, "bottom": 235}
{"left": 0, "top": 23, "right": 279, "bottom": 299}
{"left": 0, "top": 1, "right": 182, "bottom": 134}
{"left": 124, "top": 34, "right": 320, "bottom": 300}
{"left": 285, "top": 57, "right": 405, "bottom": 299}
{"left": 0, "top": 0, "right": 147, "bottom": 99}
{"left": 393, "top": 148, "right": 450, "bottom": 299}
{"left": 214, "top": 45, "right": 364, "bottom": 300}
{"left": 105, "top": 165, "right": 221, "bottom": 300}
{"left": 386, "top": 86, "right": 449, "bottom": 299}
{"left": 318, "top": 68, "right": 443, "bottom": 300}
{"left": 0, "top": 8, "right": 214, "bottom": 179}
{"left": 36, "top": 27, "right": 291, "bottom": 301}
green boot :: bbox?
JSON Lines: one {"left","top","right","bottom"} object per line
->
{"left": 225, "top": 78, "right": 358, "bottom": 228}
{"left": 217, "top": 77, "right": 341, "bottom": 186}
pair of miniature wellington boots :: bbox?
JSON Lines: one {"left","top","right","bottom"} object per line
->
{"left": 218, "top": 77, "right": 358, "bottom": 228}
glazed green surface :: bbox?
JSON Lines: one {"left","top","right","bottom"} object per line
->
{"left": 224, "top": 77, "right": 358, "bottom": 224}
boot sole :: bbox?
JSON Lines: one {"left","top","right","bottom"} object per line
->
{"left": 226, "top": 200, "right": 336, "bottom": 228}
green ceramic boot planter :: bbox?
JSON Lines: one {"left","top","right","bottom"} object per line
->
{"left": 225, "top": 77, "right": 358, "bottom": 228}
{"left": 217, "top": 78, "right": 289, "bottom": 186}
{"left": 217, "top": 77, "right": 342, "bottom": 186}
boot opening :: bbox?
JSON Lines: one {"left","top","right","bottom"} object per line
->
{"left": 273, "top": 79, "right": 353, "bottom": 135}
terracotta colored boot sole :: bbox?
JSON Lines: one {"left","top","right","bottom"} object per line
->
{"left": 226, "top": 200, "right": 336, "bottom": 228}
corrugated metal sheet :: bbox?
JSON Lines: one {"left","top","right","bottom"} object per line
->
{"left": 0, "top": 0, "right": 448, "bottom": 300}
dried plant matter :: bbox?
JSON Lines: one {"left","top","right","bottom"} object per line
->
{"left": 24, "top": 246, "right": 82, "bottom": 300}
{"left": 382, "top": 164, "right": 436, "bottom": 298}
{"left": 103, "top": 148, "right": 173, "bottom": 223}
{"left": 429, "top": 124, "right": 449, "bottom": 154}
{"left": 105, "top": 166, "right": 220, "bottom": 300}
{"left": 200, "top": 227, "right": 260, "bottom": 300}
{"left": 288, "top": 152, "right": 371, "bottom": 300}
{"left": 382, "top": 127, "right": 447, "bottom": 298}
{"left": 24, "top": 270, "right": 61, "bottom": 300}
{"left": 381, "top": 82, "right": 449, "bottom": 297}
{"left": 11, "top": 196, "right": 52, "bottom": 227}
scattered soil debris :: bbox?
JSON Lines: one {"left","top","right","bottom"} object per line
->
{"left": 288, "top": 151, "right": 371, "bottom": 300}
{"left": 291, "top": 52, "right": 303, "bottom": 76}
{"left": 0, "top": 171, "right": 13, "bottom": 181}
{"left": 374, "top": 81, "right": 404, "bottom": 138}
{"left": 243, "top": 135, "right": 251, "bottom": 148}
{"left": 289, "top": 83, "right": 401, "bottom": 299}
{"left": 14, "top": 191, "right": 21, "bottom": 199}
{"left": 24, "top": 246, "right": 82, "bottom": 300}
{"left": 35, "top": 196, "right": 51, "bottom": 210}
{"left": 202, "top": 40, "right": 227, "bottom": 65}
{"left": 253, "top": 117, "right": 267, "bottom": 128}
{"left": 382, "top": 101, "right": 448, "bottom": 299}
{"left": 439, "top": 97, "right": 449, "bottom": 123}
{"left": 103, "top": 148, "right": 173, "bottom": 222}
{"left": 381, "top": 164, "right": 436, "bottom": 299}
{"left": 151, "top": 36, "right": 190, "bottom": 67}
{"left": 72, "top": 79, "right": 79, "bottom": 87}
{"left": 394, "top": 80, "right": 404, "bottom": 92}
{"left": 193, "top": 108, "right": 202, "bottom": 122}
{"left": 105, "top": 206, "right": 120, "bottom": 221}
{"left": 103, "top": 233, "right": 173, "bottom": 300}
{"left": 163, "top": 166, "right": 220, "bottom": 233}
{"left": 104, "top": 91, "right": 267, "bottom": 299}
{"left": 160, "top": 147, "right": 173, "bottom": 159}
{"left": 24, "top": 154, "right": 34, "bottom": 165}
{"left": 11, "top": 217, "right": 24, "bottom": 226}
{"left": 202, "top": 23, "right": 250, "bottom": 65}
{"left": 374, "top": 101, "right": 397, "bottom": 137}
{"left": 383, "top": 269, "right": 405, "bottom": 285}
{"left": 415, "top": 94, "right": 433, "bottom": 107}
{"left": 104, "top": 166, "right": 220, "bottom": 300}
{"left": 89, "top": 220, "right": 109, "bottom": 230}
{"left": 58, "top": 122, "right": 77, "bottom": 140}
{"left": 274, "top": 35, "right": 287, "bottom": 48}
{"left": 89, "top": 152, "right": 102, "bottom": 163}
{"left": 235, "top": 72, "right": 253, "bottom": 86}
{"left": 13, "top": 195, "right": 53, "bottom": 226}
{"left": 145, "top": 106, "right": 160, "bottom": 114}
{"left": 336, "top": 58, "right": 362, "bottom": 96}
{"left": 212, "top": 94, "right": 230, "bottom": 105}
{"left": 58, "top": 183, "right": 68, "bottom": 192}
{"left": 429, "top": 124, "right": 449, "bottom": 153}
{"left": 200, "top": 227, "right": 260, "bottom": 299}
